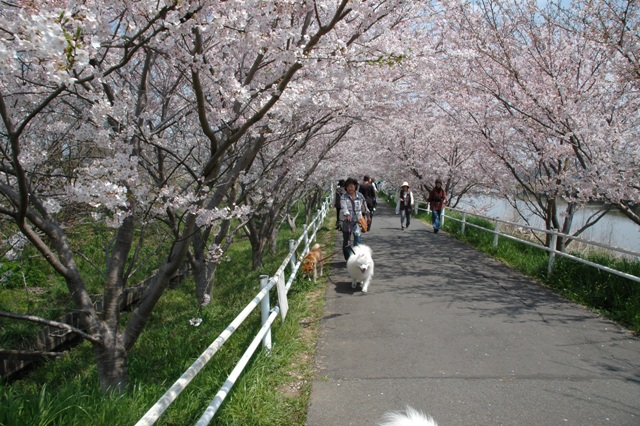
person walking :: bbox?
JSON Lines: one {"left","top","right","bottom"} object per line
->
{"left": 370, "top": 177, "right": 379, "bottom": 211}
{"left": 359, "top": 175, "right": 376, "bottom": 230}
{"left": 427, "top": 178, "right": 447, "bottom": 233}
{"left": 340, "top": 177, "right": 370, "bottom": 260}
{"left": 395, "top": 182, "right": 414, "bottom": 230}
{"left": 334, "top": 179, "right": 346, "bottom": 230}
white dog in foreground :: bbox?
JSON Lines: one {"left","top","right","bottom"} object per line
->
{"left": 346, "top": 244, "right": 374, "bottom": 292}
{"left": 379, "top": 406, "right": 438, "bottom": 426}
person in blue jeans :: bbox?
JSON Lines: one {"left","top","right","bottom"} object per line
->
{"left": 427, "top": 178, "right": 447, "bottom": 233}
{"left": 340, "top": 177, "right": 370, "bottom": 260}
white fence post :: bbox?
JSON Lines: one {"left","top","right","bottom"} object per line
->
{"left": 303, "top": 224, "right": 309, "bottom": 248}
{"left": 135, "top": 193, "right": 335, "bottom": 425}
{"left": 289, "top": 239, "right": 296, "bottom": 271}
{"left": 493, "top": 220, "right": 501, "bottom": 248}
{"left": 548, "top": 229, "right": 558, "bottom": 276}
{"left": 259, "top": 275, "right": 272, "bottom": 353}
{"left": 461, "top": 212, "right": 467, "bottom": 235}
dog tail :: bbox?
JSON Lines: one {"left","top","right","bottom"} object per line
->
{"left": 379, "top": 406, "right": 438, "bottom": 426}
{"left": 311, "top": 243, "right": 320, "bottom": 250}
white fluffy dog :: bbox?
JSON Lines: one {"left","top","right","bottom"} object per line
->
{"left": 379, "top": 406, "right": 438, "bottom": 426}
{"left": 346, "top": 244, "right": 374, "bottom": 292}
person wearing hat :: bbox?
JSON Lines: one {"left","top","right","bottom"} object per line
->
{"left": 427, "top": 178, "right": 447, "bottom": 233}
{"left": 395, "top": 181, "right": 414, "bottom": 230}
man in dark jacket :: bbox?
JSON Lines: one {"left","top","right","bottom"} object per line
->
{"left": 427, "top": 178, "right": 447, "bottom": 233}
{"left": 358, "top": 176, "right": 376, "bottom": 230}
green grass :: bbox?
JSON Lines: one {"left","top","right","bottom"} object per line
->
{"left": 433, "top": 208, "right": 640, "bottom": 334}
{"left": 0, "top": 221, "right": 171, "bottom": 349}
{"left": 0, "top": 214, "right": 333, "bottom": 425}
{"left": 550, "top": 255, "right": 640, "bottom": 329}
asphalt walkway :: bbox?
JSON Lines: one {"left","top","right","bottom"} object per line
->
{"left": 306, "top": 202, "right": 640, "bottom": 426}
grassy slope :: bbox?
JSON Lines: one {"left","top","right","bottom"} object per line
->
{"left": 1, "top": 221, "right": 334, "bottom": 426}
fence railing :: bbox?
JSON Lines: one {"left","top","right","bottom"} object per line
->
{"left": 414, "top": 200, "right": 640, "bottom": 284}
{"left": 136, "top": 194, "right": 331, "bottom": 426}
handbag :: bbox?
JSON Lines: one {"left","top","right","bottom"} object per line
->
{"left": 358, "top": 215, "right": 368, "bottom": 233}
{"left": 350, "top": 197, "right": 368, "bottom": 233}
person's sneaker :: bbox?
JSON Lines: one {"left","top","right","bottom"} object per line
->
{"left": 401, "top": 226, "right": 404, "bottom": 230}
{"left": 434, "top": 229, "right": 439, "bottom": 233}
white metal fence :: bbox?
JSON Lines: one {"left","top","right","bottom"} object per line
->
{"left": 414, "top": 200, "right": 640, "bottom": 284}
{"left": 136, "top": 194, "right": 331, "bottom": 426}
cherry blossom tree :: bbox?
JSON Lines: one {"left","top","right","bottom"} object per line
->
{"left": 425, "top": 0, "right": 640, "bottom": 249}
{"left": 308, "top": 2, "right": 503, "bottom": 206}
{"left": 0, "top": 0, "right": 419, "bottom": 393}
{"left": 2, "top": 0, "right": 636, "bottom": 396}
{"left": 173, "top": 0, "right": 420, "bottom": 300}
{"left": 0, "top": 0, "right": 206, "bottom": 393}
{"left": 242, "top": 115, "right": 353, "bottom": 269}
{"left": 555, "top": 0, "right": 640, "bottom": 224}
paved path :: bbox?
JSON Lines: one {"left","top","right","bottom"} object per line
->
{"left": 306, "top": 202, "right": 640, "bottom": 426}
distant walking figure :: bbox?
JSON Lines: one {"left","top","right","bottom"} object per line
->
{"left": 427, "top": 178, "right": 447, "bottom": 233}
{"left": 395, "top": 182, "right": 414, "bottom": 230}
{"left": 334, "top": 179, "right": 346, "bottom": 230}
{"left": 359, "top": 175, "right": 376, "bottom": 230}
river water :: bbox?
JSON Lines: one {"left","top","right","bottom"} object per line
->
{"left": 454, "top": 195, "right": 640, "bottom": 255}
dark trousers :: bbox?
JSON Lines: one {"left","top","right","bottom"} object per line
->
{"left": 401, "top": 207, "right": 411, "bottom": 227}
{"left": 342, "top": 225, "right": 362, "bottom": 260}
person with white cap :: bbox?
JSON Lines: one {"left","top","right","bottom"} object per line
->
{"left": 395, "top": 181, "right": 414, "bottom": 230}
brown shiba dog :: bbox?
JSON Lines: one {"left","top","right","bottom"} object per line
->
{"left": 302, "top": 243, "right": 323, "bottom": 282}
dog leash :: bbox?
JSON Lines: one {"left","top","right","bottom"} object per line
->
{"left": 300, "top": 246, "right": 339, "bottom": 263}
{"left": 302, "top": 245, "right": 350, "bottom": 264}
{"left": 318, "top": 247, "right": 343, "bottom": 263}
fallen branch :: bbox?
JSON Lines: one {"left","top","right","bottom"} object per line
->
{"left": 0, "top": 310, "right": 102, "bottom": 345}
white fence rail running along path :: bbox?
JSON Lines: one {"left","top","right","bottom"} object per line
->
{"left": 413, "top": 199, "right": 640, "bottom": 284}
{"left": 136, "top": 194, "right": 331, "bottom": 426}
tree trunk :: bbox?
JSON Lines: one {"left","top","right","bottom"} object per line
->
{"left": 558, "top": 201, "right": 578, "bottom": 251}
{"left": 544, "top": 198, "right": 556, "bottom": 248}
{"left": 192, "top": 254, "right": 219, "bottom": 306}
{"left": 93, "top": 331, "right": 128, "bottom": 393}
{"left": 191, "top": 229, "right": 209, "bottom": 304}
{"left": 251, "top": 236, "right": 267, "bottom": 270}
{"left": 614, "top": 200, "right": 640, "bottom": 227}
{"left": 269, "top": 224, "right": 280, "bottom": 254}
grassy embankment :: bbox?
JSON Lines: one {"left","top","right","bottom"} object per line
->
{"left": 0, "top": 214, "right": 334, "bottom": 425}
{"left": 389, "top": 193, "right": 640, "bottom": 334}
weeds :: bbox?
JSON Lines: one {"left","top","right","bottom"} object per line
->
{"left": 0, "top": 212, "right": 332, "bottom": 425}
